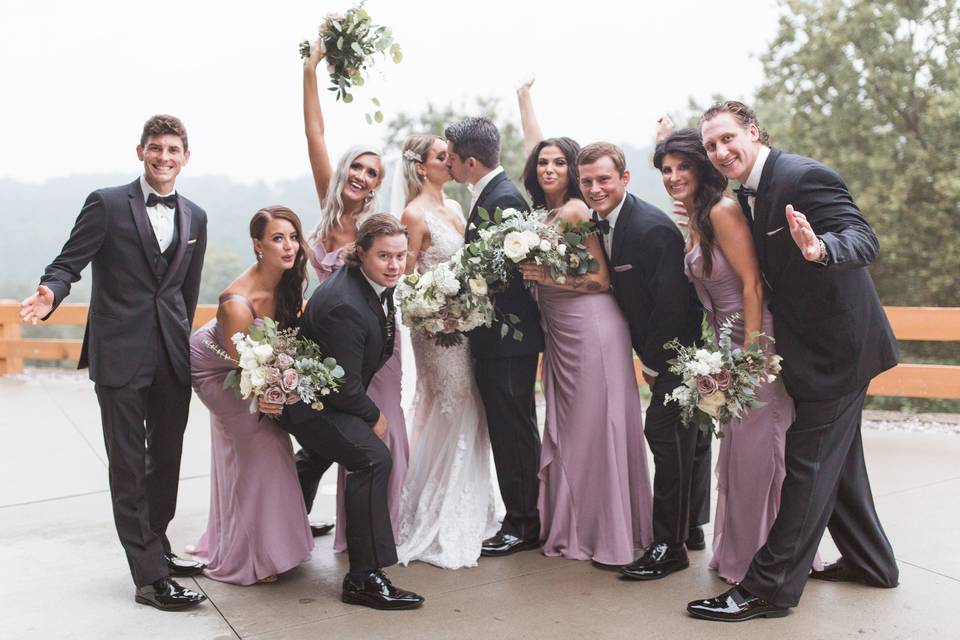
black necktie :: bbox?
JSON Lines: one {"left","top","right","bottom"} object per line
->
{"left": 735, "top": 185, "right": 756, "bottom": 222}
{"left": 146, "top": 193, "right": 178, "bottom": 209}
{"left": 380, "top": 289, "right": 395, "bottom": 343}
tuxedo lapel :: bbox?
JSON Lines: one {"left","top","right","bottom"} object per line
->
{"left": 159, "top": 196, "right": 193, "bottom": 286}
{"left": 465, "top": 172, "right": 506, "bottom": 240}
{"left": 753, "top": 149, "right": 781, "bottom": 286}
{"left": 127, "top": 181, "right": 161, "bottom": 278}
{"left": 610, "top": 194, "right": 633, "bottom": 265}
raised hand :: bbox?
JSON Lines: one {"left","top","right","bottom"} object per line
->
{"left": 19, "top": 284, "right": 54, "bottom": 325}
{"left": 655, "top": 115, "right": 675, "bottom": 143}
{"left": 305, "top": 38, "right": 326, "bottom": 69}
{"left": 671, "top": 200, "right": 689, "bottom": 229}
{"left": 785, "top": 204, "right": 825, "bottom": 261}
{"left": 516, "top": 73, "right": 535, "bottom": 96}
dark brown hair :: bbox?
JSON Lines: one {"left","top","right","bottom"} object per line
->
{"left": 522, "top": 137, "right": 584, "bottom": 209}
{"left": 140, "top": 114, "right": 189, "bottom": 150}
{"left": 250, "top": 206, "right": 308, "bottom": 329}
{"left": 576, "top": 142, "right": 627, "bottom": 175}
{"left": 342, "top": 213, "right": 408, "bottom": 267}
{"left": 654, "top": 129, "right": 729, "bottom": 277}
{"left": 699, "top": 100, "right": 771, "bottom": 145}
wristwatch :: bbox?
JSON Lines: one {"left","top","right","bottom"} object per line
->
{"left": 814, "top": 236, "right": 829, "bottom": 266}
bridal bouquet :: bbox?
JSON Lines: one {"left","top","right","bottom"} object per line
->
{"left": 298, "top": 1, "right": 402, "bottom": 123}
{"left": 663, "top": 314, "right": 783, "bottom": 437}
{"left": 395, "top": 261, "right": 494, "bottom": 347}
{"left": 206, "top": 317, "right": 345, "bottom": 418}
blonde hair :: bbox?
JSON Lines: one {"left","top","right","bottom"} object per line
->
{"left": 400, "top": 134, "right": 439, "bottom": 204}
{"left": 307, "top": 145, "right": 383, "bottom": 248}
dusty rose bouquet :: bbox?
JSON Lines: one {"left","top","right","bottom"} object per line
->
{"left": 206, "top": 317, "right": 344, "bottom": 419}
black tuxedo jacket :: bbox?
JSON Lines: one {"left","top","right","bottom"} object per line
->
{"left": 40, "top": 179, "right": 207, "bottom": 387}
{"left": 285, "top": 265, "right": 393, "bottom": 426}
{"left": 464, "top": 171, "right": 544, "bottom": 358}
{"left": 606, "top": 193, "right": 703, "bottom": 376}
{"left": 750, "top": 149, "right": 897, "bottom": 401}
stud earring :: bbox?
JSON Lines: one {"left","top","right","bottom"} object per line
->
{"left": 257, "top": 251, "right": 263, "bottom": 260}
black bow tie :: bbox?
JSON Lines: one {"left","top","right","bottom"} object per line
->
{"left": 591, "top": 212, "right": 611, "bottom": 235}
{"left": 735, "top": 185, "right": 757, "bottom": 198}
{"left": 146, "top": 193, "right": 178, "bottom": 209}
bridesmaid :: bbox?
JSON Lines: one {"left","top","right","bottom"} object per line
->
{"left": 653, "top": 122, "right": 821, "bottom": 584}
{"left": 296, "top": 42, "right": 409, "bottom": 552}
{"left": 189, "top": 206, "right": 313, "bottom": 585}
{"left": 516, "top": 79, "right": 654, "bottom": 566}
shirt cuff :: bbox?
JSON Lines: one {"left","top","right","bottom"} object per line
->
{"left": 640, "top": 364, "right": 659, "bottom": 378}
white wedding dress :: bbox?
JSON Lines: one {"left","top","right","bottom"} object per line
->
{"left": 395, "top": 206, "right": 500, "bottom": 569}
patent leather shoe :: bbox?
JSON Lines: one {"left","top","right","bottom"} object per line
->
{"left": 341, "top": 571, "right": 424, "bottom": 610}
{"left": 480, "top": 532, "right": 540, "bottom": 557}
{"left": 310, "top": 522, "right": 335, "bottom": 537}
{"left": 165, "top": 553, "right": 205, "bottom": 577}
{"left": 135, "top": 577, "right": 207, "bottom": 611}
{"left": 620, "top": 542, "right": 689, "bottom": 580}
{"left": 686, "top": 526, "right": 706, "bottom": 551}
{"left": 687, "top": 585, "right": 788, "bottom": 622}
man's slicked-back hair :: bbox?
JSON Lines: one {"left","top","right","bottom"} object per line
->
{"left": 444, "top": 117, "right": 500, "bottom": 168}
{"left": 700, "top": 100, "right": 771, "bottom": 145}
{"left": 140, "top": 114, "right": 189, "bottom": 150}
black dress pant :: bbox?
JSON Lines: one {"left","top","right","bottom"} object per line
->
{"left": 644, "top": 374, "right": 703, "bottom": 545}
{"left": 474, "top": 354, "right": 541, "bottom": 540}
{"left": 689, "top": 428, "right": 713, "bottom": 528}
{"left": 282, "top": 409, "right": 397, "bottom": 572}
{"left": 94, "top": 336, "right": 190, "bottom": 587}
{"left": 294, "top": 446, "right": 332, "bottom": 514}
{"left": 741, "top": 383, "right": 898, "bottom": 608}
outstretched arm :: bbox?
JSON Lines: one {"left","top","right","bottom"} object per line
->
{"left": 304, "top": 42, "right": 333, "bottom": 204}
{"left": 516, "top": 76, "right": 544, "bottom": 158}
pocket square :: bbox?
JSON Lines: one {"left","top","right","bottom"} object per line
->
{"left": 766, "top": 226, "right": 785, "bottom": 236}
{"left": 613, "top": 264, "right": 633, "bottom": 272}
{"left": 187, "top": 238, "right": 197, "bottom": 245}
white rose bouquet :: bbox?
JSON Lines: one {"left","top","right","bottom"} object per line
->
{"left": 395, "top": 261, "right": 494, "bottom": 347}
{"left": 663, "top": 314, "right": 783, "bottom": 437}
{"left": 298, "top": 1, "right": 402, "bottom": 123}
{"left": 206, "top": 317, "right": 345, "bottom": 418}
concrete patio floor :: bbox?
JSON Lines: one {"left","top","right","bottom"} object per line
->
{"left": 2, "top": 369, "right": 958, "bottom": 639}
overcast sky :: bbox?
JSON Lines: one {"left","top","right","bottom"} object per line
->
{"left": 0, "top": 0, "right": 781, "bottom": 184}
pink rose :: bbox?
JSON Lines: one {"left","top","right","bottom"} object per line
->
{"left": 285, "top": 392, "right": 300, "bottom": 405}
{"left": 281, "top": 368, "right": 299, "bottom": 393}
{"left": 263, "top": 386, "right": 286, "bottom": 405}
{"left": 275, "top": 353, "right": 295, "bottom": 369}
{"left": 264, "top": 367, "right": 281, "bottom": 385}
{"left": 714, "top": 369, "right": 732, "bottom": 391}
{"left": 697, "top": 375, "right": 719, "bottom": 396}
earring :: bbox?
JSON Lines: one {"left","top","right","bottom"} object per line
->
{"left": 257, "top": 251, "right": 263, "bottom": 260}
{"left": 365, "top": 191, "right": 376, "bottom": 204}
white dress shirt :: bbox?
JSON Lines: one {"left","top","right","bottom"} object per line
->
{"left": 140, "top": 175, "right": 176, "bottom": 252}
{"left": 468, "top": 165, "right": 504, "bottom": 215}
{"left": 361, "top": 268, "right": 389, "bottom": 315}
{"left": 598, "top": 192, "right": 628, "bottom": 257}
{"left": 742, "top": 145, "right": 771, "bottom": 219}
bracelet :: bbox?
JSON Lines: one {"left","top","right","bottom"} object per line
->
{"left": 815, "top": 236, "right": 829, "bottom": 266}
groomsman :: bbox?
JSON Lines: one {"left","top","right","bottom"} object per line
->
{"left": 687, "top": 101, "right": 899, "bottom": 622}
{"left": 576, "top": 143, "right": 706, "bottom": 580}
{"left": 263, "top": 214, "right": 424, "bottom": 610}
{"left": 445, "top": 117, "right": 546, "bottom": 556}
{"left": 19, "top": 115, "right": 208, "bottom": 610}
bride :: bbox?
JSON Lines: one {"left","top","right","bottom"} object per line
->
{"left": 394, "top": 134, "right": 499, "bottom": 569}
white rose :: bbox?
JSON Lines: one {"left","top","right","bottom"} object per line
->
{"left": 250, "top": 367, "right": 267, "bottom": 389}
{"left": 557, "top": 244, "right": 567, "bottom": 256}
{"left": 239, "top": 351, "right": 258, "bottom": 371}
{"left": 538, "top": 239, "right": 551, "bottom": 253}
{"left": 501, "top": 208, "right": 518, "bottom": 218}
{"left": 697, "top": 391, "right": 726, "bottom": 417}
{"left": 433, "top": 266, "right": 461, "bottom": 296}
{"left": 419, "top": 270, "right": 435, "bottom": 289}
{"left": 522, "top": 230, "right": 540, "bottom": 248}
{"left": 468, "top": 276, "right": 488, "bottom": 296}
{"left": 239, "top": 370, "right": 253, "bottom": 397}
{"left": 253, "top": 343, "right": 274, "bottom": 364}
{"left": 671, "top": 386, "right": 692, "bottom": 404}
{"left": 503, "top": 231, "right": 531, "bottom": 262}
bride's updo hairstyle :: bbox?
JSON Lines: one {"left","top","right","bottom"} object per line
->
{"left": 249, "top": 205, "right": 308, "bottom": 329}
{"left": 341, "top": 213, "right": 408, "bottom": 268}
{"left": 400, "top": 134, "right": 439, "bottom": 204}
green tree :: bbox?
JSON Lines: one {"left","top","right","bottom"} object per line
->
{"left": 383, "top": 97, "right": 528, "bottom": 213}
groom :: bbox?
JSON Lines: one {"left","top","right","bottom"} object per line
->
{"left": 688, "top": 101, "right": 899, "bottom": 622}
{"left": 265, "top": 214, "right": 424, "bottom": 610}
{"left": 577, "top": 143, "right": 706, "bottom": 580}
{"left": 19, "top": 115, "right": 208, "bottom": 610}
{"left": 445, "top": 117, "right": 546, "bottom": 556}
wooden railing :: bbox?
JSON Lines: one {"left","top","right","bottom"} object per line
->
{"left": 0, "top": 301, "right": 958, "bottom": 399}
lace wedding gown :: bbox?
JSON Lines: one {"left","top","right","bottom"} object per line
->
{"left": 395, "top": 206, "right": 500, "bottom": 569}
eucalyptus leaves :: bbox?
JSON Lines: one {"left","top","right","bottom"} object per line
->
{"left": 298, "top": 2, "right": 403, "bottom": 124}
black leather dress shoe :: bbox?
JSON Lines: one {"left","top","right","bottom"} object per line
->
{"left": 310, "top": 522, "right": 336, "bottom": 537}
{"left": 135, "top": 577, "right": 207, "bottom": 611}
{"left": 620, "top": 542, "right": 689, "bottom": 580}
{"left": 341, "top": 571, "right": 424, "bottom": 610}
{"left": 809, "top": 559, "right": 898, "bottom": 587}
{"left": 165, "top": 553, "right": 205, "bottom": 577}
{"left": 687, "top": 586, "right": 789, "bottom": 622}
{"left": 480, "top": 533, "right": 540, "bottom": 557}
{"left": 686, "top": 526, "right": 706, "bottom": 551}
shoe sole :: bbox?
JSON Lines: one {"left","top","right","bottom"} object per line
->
{"left": 686, "top": 541, "right": 706, "bottom": 551}
{"left": 135, "top": 595, "right": 206, "bottom": 611}
{"left": 480, "top": 541, "right": 540, "bottom": 557}
{"left": 168, "top": 568, "right": 205, "bottom": 577}
{"left": 620, "top": 561, "right": 690, "bottom": 581}
{"left": 687, "top": 607, "right": 789, "bottom": 622}
{"left": 341, "top": 594, "right": 424, "bottom": 610}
